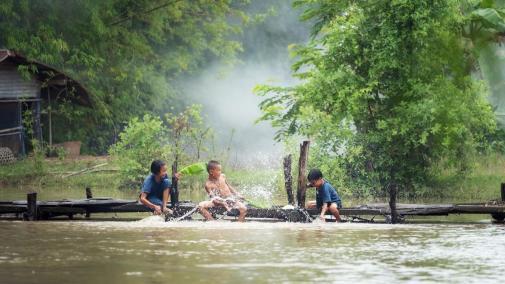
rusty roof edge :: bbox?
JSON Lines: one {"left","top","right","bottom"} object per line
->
{"left": 0, "top": 49, "right": 12, "bottom": 62}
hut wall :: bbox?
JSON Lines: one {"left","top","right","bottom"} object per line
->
{"left": 0, "top": 62, "right": 40, "bottom": 99}
{"left": 0, "top": 61, "right": 40, "bottom": 156}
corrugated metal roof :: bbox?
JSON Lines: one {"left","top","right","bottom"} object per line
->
{"left": 0, "top": 49, "right": 91, "bottom": 105}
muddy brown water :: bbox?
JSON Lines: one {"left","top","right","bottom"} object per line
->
{"left": 1, "top": 187, "right": 504, "bottom": 283}
{"left": 1, "top": 219, "right": 504, "bottom": 283}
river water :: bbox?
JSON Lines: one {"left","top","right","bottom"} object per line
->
{"left": 0, "top": 218, "right": 504, "bottom": 283}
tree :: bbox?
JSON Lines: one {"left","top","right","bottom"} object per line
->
{"left": 109, "top": 114, "right": 168, "bottom": 184}
{"left": 109, "top": 104, "right": 214, "bottom": 185}
{"left": 463, "top": 0, "right": 505, "bottom": 128}
{"left": 165, "top": 104, "right": 213, "bottom": 164}
{"left": 256, "top": 0, "right": 496, "bottom": 223}
{"left": 0, "top": 0, "right": 249, "bottom": 153}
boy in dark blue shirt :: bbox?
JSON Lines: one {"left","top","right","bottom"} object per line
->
{"left": 139, "top": 160, "right": 179, "bottom": 215}
{"left": 307, "top": 169, "right": 342, "bottom": 222}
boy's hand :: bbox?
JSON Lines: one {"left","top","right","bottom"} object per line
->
{"left": 319, "top": 215, "right": 326, "bottom": 222}
{"left": 153, "top": 205, "right": 162, "bottom": 215}
{"left": 174, "top": 173, "right": 181, "bottom": 180}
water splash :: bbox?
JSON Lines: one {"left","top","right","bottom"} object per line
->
{"left": 137, "top": 215, "right": 165, "bottom": 224}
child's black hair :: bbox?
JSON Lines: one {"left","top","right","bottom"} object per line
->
{"left": 150, "top": 160, "right": 166, "bottom": 175}
{"left": 307, "top": 168, "right": 323, "bottom": 181}
{"left": 206, "top": 160, "right": 220, "bottom": 173}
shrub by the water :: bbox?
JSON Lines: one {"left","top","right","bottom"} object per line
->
{"left": 109, "top": 114, "right": 169, "bottom": 186}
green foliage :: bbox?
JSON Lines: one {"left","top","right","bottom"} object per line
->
{"left": 165, "top": 104, "right": 214, "bottom": 164}
{"left": 54, "top": 146, "right": 67, "bottom": 161}
{"left": 462, "top": 0, "right": 505, "bottom": 129}
{"left": 30, "top": 139, "right": 46, "bottom": 174}
{"left": 109, "top": 114, "right": 168, "bottom": 184}
{"left": 179, "top": 162, "right": 207, "bottom": 176}
{"left": 0, "top": 0, "right": 250, "bottom": 153}
{"left": 257, "top": 1, "right": 497, "bottom": 202}
{"left": 464, "top": 0, "right": 505, "bottom": 47}
{"left": 109, "top": 104, "right": 216, "bottom": 185}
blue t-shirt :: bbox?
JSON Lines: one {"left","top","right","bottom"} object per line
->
{"left": 316, "top": 180, "right": 342, "bottom": 208}
{"left": 141, "top": 174, "right": 171, "bottom": 206}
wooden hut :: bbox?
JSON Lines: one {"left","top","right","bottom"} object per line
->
{"left": 0, "top": 49, "right": 91, "bottom": 157}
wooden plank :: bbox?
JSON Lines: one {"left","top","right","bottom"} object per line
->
{"left": 39, "top": 207, "right": 86, "bottom": 214}
{"left": 3, "top": 197, "right": 505, "bottom": 221}
{"left": 0, "top": 204, "right": 25, "bottom": 214}
{"left": 453, "top": 205, "right": 505, "bottom": 214}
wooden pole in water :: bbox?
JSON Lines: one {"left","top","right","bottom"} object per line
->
{"left": 296, "top": 141, "right": 310, "bottom": 208}
{"left": 86, "top": 187, "right": 93, "bottom": 199}
{"left": 388, "top": 183, "right": 398, "bottom": 224}
{"left": 283, "top": 155, "right": 294, "bottom": 205}
{"left": 501, "top": 183, "right": 505, "bottom": 202}
{"left": 491, "top": 183, "right": 505, "bottom": 222}
{"left": 171, "top": 161, "right": 179, "bottom": 208}
{"left": 85, "top": 187, "right": 92, "bottom": 218}
{"left": 25, "top": 192, "right": 38, "bottom": 221}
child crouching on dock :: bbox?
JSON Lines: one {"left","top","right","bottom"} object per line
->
{"left": 307, "top": 169, "right": 342, "bottom": 222}
{"left": 198, "top": 160, "right": 247, "bottom": 222}
{"left": 139, "top": 160, "right": 180, "bottom": 215}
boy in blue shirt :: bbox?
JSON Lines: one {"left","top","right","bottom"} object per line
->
{"left": 307, "top": 169, "right": 342, "bottom": 222}
{"left": 139, "top": 160, "right": 179, "bottom": 215}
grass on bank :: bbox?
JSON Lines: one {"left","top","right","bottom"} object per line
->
{"left": 0, "top": 153, "right": 504, "bottom": 204}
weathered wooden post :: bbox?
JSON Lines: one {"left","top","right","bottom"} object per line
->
{"left": 491, "top": 182, "right": 505, "bottom": 222}
{"left": 86, "top": 187, "right": 93, "bottom": 199}
{"left": 85, "top": 187, "right": 92, "bottom": 218}
{"left": 296, "top": 141, "right": 310, "bottom": 208}
{"left": 25, "top": 192, "right": 38, "bottom": 221}
{"left": 388, "top": 183, "right": 399, "bottom": 224}
{"left": 501, "top": 182, "right": 505, "bottom": 202}
{"left": 171, "top": 161, "right": 179, "bottom": 208}
{"left": 283, "top": 155, "right": 294, "bottom": 205}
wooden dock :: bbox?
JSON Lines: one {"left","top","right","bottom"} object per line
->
{"left": 1, "top": 191, "right": 504, "bottom": 222}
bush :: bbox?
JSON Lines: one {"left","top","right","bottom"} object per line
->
{"left": 109, "top": 104, "right": 219, "bottom": 187}
{"left": 109, "top": 114, "right": 169, "bottom": 185}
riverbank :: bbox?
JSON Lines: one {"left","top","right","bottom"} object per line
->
{"left": 0, "top": 156, "right": 283, "bottom": 207}
{"left": 1, "top": 153, "right": 504, "bottom": 204}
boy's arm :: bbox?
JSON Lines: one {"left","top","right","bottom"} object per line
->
{"left": 204, "top": 182, "right": 213, "bottom": 196}
{"left": 318, "top": 185, "right": 331, "bottom": 221}
{"left": 139, "top": 192, "right": 162, "bottom": 214}
{"left": 140, "top": 178, "right": 162, "bottom": 214}
{"left": 319, "top": 203, "right": 328, "bottom": 221}
{"left": 225, "top": 179, "right": 242, "bottom": 198}
{"left": 162, "top": 188, "right": 170, "bottom": 213}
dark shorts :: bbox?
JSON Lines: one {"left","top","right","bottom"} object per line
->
{"left": 327, "top": 201, "right": 342, "bottom": 209}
